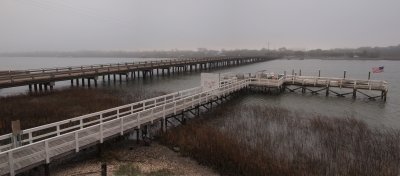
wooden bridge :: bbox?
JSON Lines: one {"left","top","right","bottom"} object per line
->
{"left": 0, "top": 56, "right": 273, "bottom": 91}
{"left": 0, "top": 72, "right": 389, "bottom": 176}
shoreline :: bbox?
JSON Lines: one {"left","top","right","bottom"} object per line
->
{"left": 49, "top": 140, "right": 217, "bottom": 176}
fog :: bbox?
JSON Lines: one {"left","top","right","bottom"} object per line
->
{"left": 1, "top": 0, "right": 400, "bottom": 52}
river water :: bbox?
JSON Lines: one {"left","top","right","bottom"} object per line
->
{"left": 0, "top": 57, "right": 399, "bottom": 128}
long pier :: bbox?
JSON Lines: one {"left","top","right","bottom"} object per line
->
{"left": 0, "top": 56, "right": 273, "bottom": 91}
{"left": 0, "top": 72, "right": 389, "bottom": 176}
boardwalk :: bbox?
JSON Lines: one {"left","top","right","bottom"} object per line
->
{"left": 0, "top": 56, "right": 273, "bottom": 91}
{"left": 0, "top": 72, "right": 389, "bottom": 176}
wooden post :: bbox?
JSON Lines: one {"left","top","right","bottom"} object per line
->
{"left": 353, "top": 89, "right": 357, "bottom": 99}
{"left": 343, "top": 71, "right": 347, "bottom": 79}
{"left": 368, "top": 72, "right": 371, "bottom": 80}
{"left": 318, "top": 70, "right": 321, "bottom": 77}
{"left": 136, "top": 129, "right": 140, "bottom": 144}
{"left": 101, "top": 163, "right": 107, "bottom": 176}
{"left": 326, "top": 86, "right": 330, "bottom": 96}
{"left": 11, "top": 120, "right": 22, "bottom": 148}
{"left": 299, "top": 69, "right": 302, "bottom": 76}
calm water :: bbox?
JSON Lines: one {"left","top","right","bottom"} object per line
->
{"left": 0, "top": 57, "right": 399, "bottom": 128}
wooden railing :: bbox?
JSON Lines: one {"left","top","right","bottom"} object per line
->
{"left": 284, "top": 75, "right": 388, "bottom": 90}
{"left": 0, "top": 79, "right": 250, "bottom": 176}
{"left": 0, "top": 57, "right": 265, "bottom": 86}
{"left": 0, "top": 86, "right": 203, "bottom": 152}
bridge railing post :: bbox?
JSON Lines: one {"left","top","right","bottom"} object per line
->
{"left": 75, "top": 131, "right": 79, "bottom": 152}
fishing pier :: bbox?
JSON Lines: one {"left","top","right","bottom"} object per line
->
{"left": 0, "top": 56, "right": 272, "bottom": 91}
{"left": 0, "top": 70, "right": 389, "bottom": 176}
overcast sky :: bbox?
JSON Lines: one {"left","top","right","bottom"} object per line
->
{"left": 1, "top": 0, "right": 399, "bottom": 52}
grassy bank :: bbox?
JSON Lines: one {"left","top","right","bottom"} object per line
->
{"left": 161, "top": 105, "right": 400, "bottom": 176}
{"left": 0, "top": 88, "right": 165, "bottom": 134}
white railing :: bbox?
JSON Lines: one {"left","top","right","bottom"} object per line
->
{"left": 0, "top": 86, "right": 203, "bottom": 152}
{"left": 283, "top": 75, "right": 388, "bottom": 90}
{"left": 0, "top": 79, "right": 250, "bottom": 176}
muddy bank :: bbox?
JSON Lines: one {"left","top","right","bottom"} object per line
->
{"left": 50, "top": 140, "right": 217, "bottom": 176}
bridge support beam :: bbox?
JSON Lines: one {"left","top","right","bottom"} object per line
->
{"left": 326, "top": 86, "right": 330, "bottom": 96}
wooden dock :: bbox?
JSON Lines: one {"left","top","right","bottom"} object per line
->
{"left": 0, "top": 56, "right": 273, "bottom": 91}
{"left": 0, "top": 71, "right": 389, "bottom": 176}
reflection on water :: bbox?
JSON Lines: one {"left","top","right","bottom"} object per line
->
{"left": 0, "top": 57, "right": 399, "bottom": 128}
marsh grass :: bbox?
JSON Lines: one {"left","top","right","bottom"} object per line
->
{"left": 0, "top": 88, "right": 166, "bottom": 134}
{"left": 161, "top": 105, "right": 400, "bottom": 176}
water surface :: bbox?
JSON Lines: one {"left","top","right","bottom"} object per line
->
{"left": 0, "top": 57, "right": 399, "bottom": 128}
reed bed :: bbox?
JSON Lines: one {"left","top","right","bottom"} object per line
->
{"left": 161, "top": 105, "right": 400, "bottom": 176}
{"left": 0, "top": 88, "right": 166, "bottom": 134}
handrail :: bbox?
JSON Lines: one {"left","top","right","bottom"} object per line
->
{"left": 0, "top": 86, "right": 203, "bottom": 151}
{"left": 0, "top": 78, "right": 249, "bottom": 176}
{"left": 0, "top": 57, "right": 268, "bottom": 82}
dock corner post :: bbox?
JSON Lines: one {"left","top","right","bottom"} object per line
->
{"left": 343, "top": 71, "right": 347, "bottom": 79}
{"left": 87, "top": 78, "right": 91, "bottom": 88}
{"left": 326, "top": 85, "right": 330, "bottom": 96}
{"left": 161, "top": 118, "right": 166, "bottom": 133}
{"left": 318, "top": 70, "right": 321, "bottom": 77}
{"left": 136, "top": 129, "right": 140, "bottom": 144}
{"left": 353, "top": 88, "right": 357, "bottom": 99}
{"left": 181, "top": 112, "right": 186, "bottom": 125}
{"left": 101, "top": 162, "right": 107, "bottom": 176}
{"left": 368, "top": 72, "right": 371, "bottom": 80}
{"left": 299, "top": 69, "right": 302, "bottom": 76}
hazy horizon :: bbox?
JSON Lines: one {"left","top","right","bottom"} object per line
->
{"left": 1, "top": 0, "right": 400, "bottom": 52}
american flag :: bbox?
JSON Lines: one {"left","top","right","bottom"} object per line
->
{"left": 372, "top": 66, "right": 384, "bottom": 73}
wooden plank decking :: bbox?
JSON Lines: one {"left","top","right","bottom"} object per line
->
{"left": 0, "top": 56, "right": 272, "bottom": 89}
{"left": 0, "top": 72, "right": 389, "bottom": 176}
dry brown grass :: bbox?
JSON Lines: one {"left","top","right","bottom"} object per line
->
{"left": 0, "top": 88, "right": 166, "bottom": 134}
{"left": 161, "top": 104, "right": 400, "bottom": 176}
